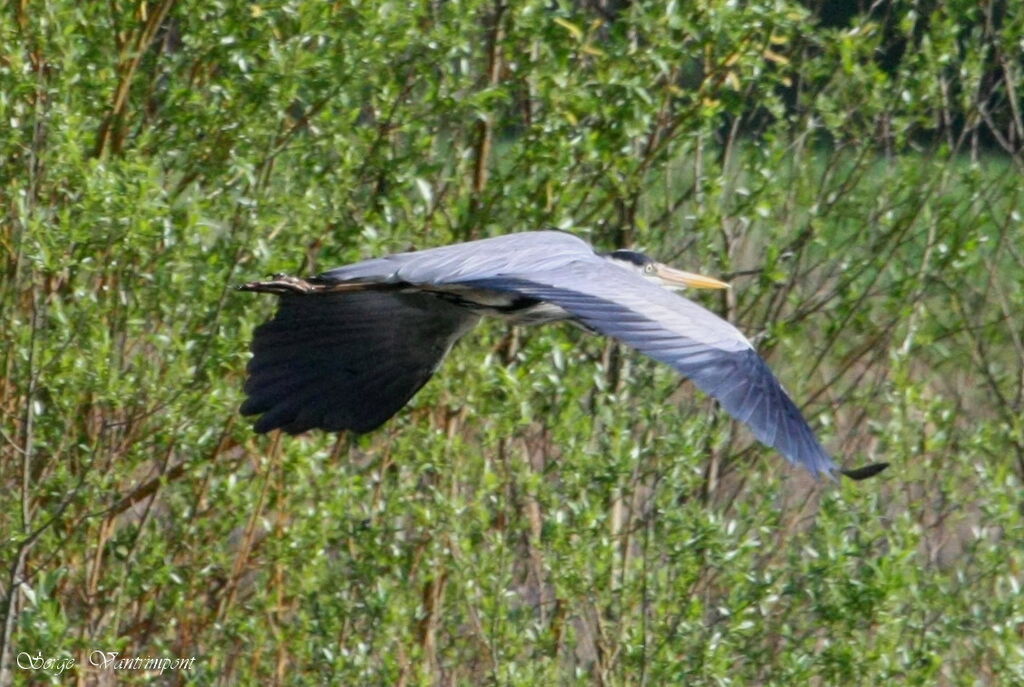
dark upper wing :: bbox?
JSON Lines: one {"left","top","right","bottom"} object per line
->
{"left": 457, "top": 262, "right": 838, "bottom": 477}
{"left": 241, "top": 290, "right": 478, "bottom": 434}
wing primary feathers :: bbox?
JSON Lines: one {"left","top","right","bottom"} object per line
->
{"left": 241, "top": 290, "right": 478, "bottom": 434}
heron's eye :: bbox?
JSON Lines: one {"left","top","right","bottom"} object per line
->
{"left": 644, "top": 263, "right": 655, "bottom": 274}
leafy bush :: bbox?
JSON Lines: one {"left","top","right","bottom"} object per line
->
{"left": 2, "top": 1, "right": 1022, "bottom": 684}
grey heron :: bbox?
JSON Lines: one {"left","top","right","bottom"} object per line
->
{"left": 239, "top": 230, "right": 886, "bottom": 480}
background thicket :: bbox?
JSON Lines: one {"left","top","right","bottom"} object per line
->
{"left": 2, "top": 1, "right": 1023, "bottom": 685}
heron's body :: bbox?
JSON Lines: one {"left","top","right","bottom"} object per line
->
{"left": 240, "top": 230, "right": 886, "bottom": 480}
{"left": 423, "top": 285, "right": 570, "bottom": 324}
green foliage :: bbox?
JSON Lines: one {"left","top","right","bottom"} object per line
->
{"left": 2, "top": 0, "right": 1023, "bottom": 684}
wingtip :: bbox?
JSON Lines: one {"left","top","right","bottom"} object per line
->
{"left": 838, "top": 462, "right": 890, "bottom": 481}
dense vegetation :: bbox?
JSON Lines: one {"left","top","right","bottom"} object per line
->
{"left": 2, "top": 1, "right": 1023, "bottom": 684}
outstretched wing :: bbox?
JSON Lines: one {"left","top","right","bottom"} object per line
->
{"left": 456, "top": 262, "right": 838, "bottom": 477}
{"left": 241, "top": 290, "right": 478, "bottom": 434}
{"left": 317, "top": 230, "right": 596, "bottom": 284}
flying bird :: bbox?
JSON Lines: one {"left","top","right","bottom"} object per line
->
{"left": 239, "top": 230, "right": 886, "bottom": 480}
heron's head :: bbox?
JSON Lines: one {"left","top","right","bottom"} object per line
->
{"left": 606, "top": 250, "right": 730, "bottom": 291}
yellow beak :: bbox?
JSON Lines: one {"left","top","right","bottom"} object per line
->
{"left": 654, "top": 263, "right": 730, "bottom": 290}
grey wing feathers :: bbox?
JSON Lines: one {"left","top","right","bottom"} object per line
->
{"left": 458, "top": 268, "right": 838, "bottom": 477}
{"left": 241, "top": 291, "right": 478, "bottom": 434}
{"left": 317, "top": 230, "right": 594, "bottom": 285}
